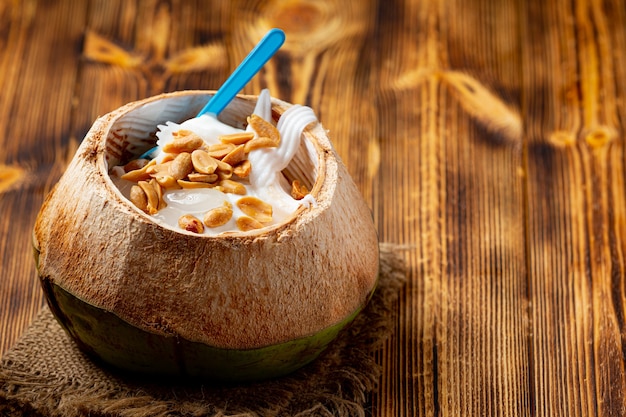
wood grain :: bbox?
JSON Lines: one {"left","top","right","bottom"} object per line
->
{"left": 0, "top": 0, "right": 85, "bottom": 359}
{"left": 522, "top": 0, "right": 626, "bottom": 415}
{"left": 372, "top": 0, "right": 529, "bottom": 415}
{"left": 1, "top": 0, "right": 625, "bottom": 416}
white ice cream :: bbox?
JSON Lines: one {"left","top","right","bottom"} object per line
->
{"left": 112, "top": 90, "right": 318, "bottom": 235}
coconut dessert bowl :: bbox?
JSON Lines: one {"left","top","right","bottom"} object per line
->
{"left": 32, "top": 90, "right": 379, "bottom": 382}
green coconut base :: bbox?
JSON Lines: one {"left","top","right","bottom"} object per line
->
{"left": 39, "top": 278, "right": 372, "bottom": 382}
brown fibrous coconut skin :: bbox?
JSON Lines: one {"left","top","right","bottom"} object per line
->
{"left": 33, "top": 91, "right": 379, "bottom": 377}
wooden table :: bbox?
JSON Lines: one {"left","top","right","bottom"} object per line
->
{"left": 1, "top": 0, "right": 625, "bottom": 415}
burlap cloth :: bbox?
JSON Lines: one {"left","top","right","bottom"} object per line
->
{"left": 0, "top": 244, "right": 405, "bottom": 417}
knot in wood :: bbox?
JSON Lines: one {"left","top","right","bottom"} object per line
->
{"left": 271, "top": 2, "right": 324, "bottom": 34}
{"left": 260, "top": 0, "right": 345, "bottom": 51}
{"left": 548, "top": 131, "right": 576, "bottom": 148}
{"left": 0, "top": 165, "right": 25, "bottom": 193}
{"left": 583, "top": 126, "right": 617, "bottom": 149}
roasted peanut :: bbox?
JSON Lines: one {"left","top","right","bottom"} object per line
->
{"left": 206, "top": 143, "right": 236, "bottom": 159}
{"left": 219, "top": 179, "right": 246, "bottom": 195}
{"left": 233, "top": 160, "right": 251, "bottom": 178}
{"left": 191, "top": 149, "right": 218, "bottom": 174}
{"left": 162, "top": 133, "right": 204, "bottom": 154}
{"left": 160, "top": 153, "right": 176, "bottom": 163}
{"left": 121, "top": 159, "right": 156, "bottom": 182}
{"left": 129, "top": 185, "right": 148, "bottom": 212}
{"left": 221, "top": 144, "right": 246, "bottom": 166}
{"left": 123, "top": 158, "right": 150, "bottom": 172}
{"left": 215, "top": 159, "right": 233, "bottom": 180}
{"left": 203, "top": 202, "right": 233, "bottom": 228}
{"left": 219, "top": 131, "right": 255, "bottom": 145}
{"left": 169, "top": 152, "right": 193, "bottom": 180}
{"left": 154, "top": 175, "right": 180, "bottom": 190}
{"left": 146, "top": 161, "right": 171, "bottom": 176}
{"left": 138, "top": 180, "right": 162, "bottom": 214}
{"left": 247, "top": 114, "right": 280, "bottom": 145}
{"left": 236, "top": 216, "right": 264, "bottom": 231}
{"left": 173, "top": 129, "right": 192, "bottom": 137}
{"left": 291, "top": 180, "right": 309, "bottom": 200}
{"left": 177, "top": 179, "right": 215, "bottom": 189}
{"left": 243, "top": 136, "right": 279, "bottom": 153}
{"left": 236, "top": 196, "right": 272, "bottom": 223}
{"left": 188, "top": 173, "right": 219, "bottom": 183}
{"left": 151, "top": 178, "right": 167, "bottom": 210}
{"left": 178, "top": 214, "right": 204, "bottom": 234}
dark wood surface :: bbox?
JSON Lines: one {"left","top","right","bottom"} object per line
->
{"left": 1, "top": 0, "right": 625, "bottom": 415}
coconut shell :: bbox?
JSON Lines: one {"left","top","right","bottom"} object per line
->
{"left": 33, "top": 91, "right": 379, "bottom": 380}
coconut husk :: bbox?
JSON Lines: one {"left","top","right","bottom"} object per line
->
{"left": 0, "top": 244, "right": 406, "bottom": 417}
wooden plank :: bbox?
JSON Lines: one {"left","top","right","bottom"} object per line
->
{"left": 373, "top": 0, "right": 443, "bottom": 413}
{"left": 522, "top": 0, "right": 626, "bottom": 416}
{"left": 441, "top": 1, "right": 531, "bottom": 415}
{"left": 0, "top": 0, "right": 87, "bottom": 356}
{"left": 372, "top": 0, "right": 529, "bottom": 415}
